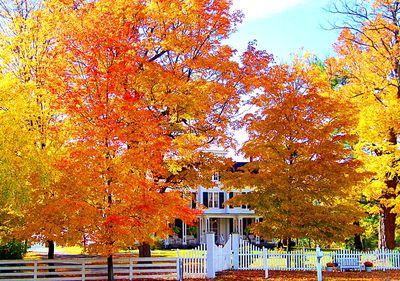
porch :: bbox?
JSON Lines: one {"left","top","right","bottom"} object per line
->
{"left": 165, "top": 216, "right": 273, "bottom": 248}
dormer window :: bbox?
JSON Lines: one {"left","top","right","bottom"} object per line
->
{"left": 212, "top": 172, "right": 220, "bottom": 182}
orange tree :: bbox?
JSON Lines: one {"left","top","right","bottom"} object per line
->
{"left": 327, "top": 0, "right": 400, "bottom": 249}
{"left": 225, "top": 52, "right": 365, "bottom": 249}
{"left": 44, "top": 0, "right": 250, "bottom": 279}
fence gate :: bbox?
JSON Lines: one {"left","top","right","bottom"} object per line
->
{"left": 214, "top": 234, "right": 232, "bottom": 272}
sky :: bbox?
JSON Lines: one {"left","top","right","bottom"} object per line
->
{"left": 226, "top": 0, "right": 341, "bottom": 160}
{"left": 228, "top": 0, "right": 341, "bottom": 63}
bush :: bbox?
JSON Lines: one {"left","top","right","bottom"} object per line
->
{"left": 0, "top": 240, "right": 26, "bottom": 259}
{"left": 151, "top": 239, "right": 164, "bottom": 250}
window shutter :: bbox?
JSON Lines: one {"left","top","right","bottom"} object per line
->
{"left": 242, "top": 192, "right": 246, "bottom": 209}
{"left": 203, "top": 192, "right": 208, "bottom": 207}
{"left": 228, "top": 192, "right": 234, "bottom": 208}
{"left": 219, "top": 192, "right": 224, "bottom": 209}
{"left": 191, "top": 192, "right": 196, "bottom": 209}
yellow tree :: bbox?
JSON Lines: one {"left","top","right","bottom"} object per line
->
{"left": 0, "top": 0, "right": 72, "bottom": 258}
{"left": 226, "top": 51, "right": 365, "bottom": 249}
{"left": 328, "top": 0, "right": 400, "bottom": 249}
{"left": 0, "top": 75, "right": 31, "bottom": 241}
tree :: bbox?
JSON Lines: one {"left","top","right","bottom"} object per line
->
{"left": 0, "top": 0, "right": 71, "bottom": 260}
{"left": 327, "top": 0, "right": 400, "bottom": 249}
{"left": 226, "top": 51, "right": 365, "bottom": 248}
{"left": 44, "top": 0, "right": 248, "bottom": 279}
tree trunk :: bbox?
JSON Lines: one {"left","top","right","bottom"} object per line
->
{"left": 285, "top": 237, "right": 292, "bottom": 269}
{"left": 138, "top": 243, "right": 151, "bottom": 257}
{"left": 138, "top": 243, "right": 152, "bottom": 264}
{"left": 286, "top": 237, "right": 294, "bottom": 252}
{"left": 380, "top": 206, "right": 396, "bottom": 249}
{"left": 379, "top": 174, "right": 398, "bottom": 250}
{"left": 354, "top": 221, "right": 363, "bottom": 250}
{"left": 107, "top": 255, "right": 114, "bottom": 281}
{"left": 47, "top": 240, "right": 55, "bottom": 259}
{"left": 354, "top": 234, "right": 362, "bottom": 250}
{"left": 47, "top": 240, "right": 55, "bottom": 273}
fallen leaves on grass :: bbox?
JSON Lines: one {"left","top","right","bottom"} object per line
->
{"left": 185, "top": 270, "right": 400, "bottom": 281}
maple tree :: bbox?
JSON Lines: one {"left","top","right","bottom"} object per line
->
{"left": 225, "top": 51, "right": 365, "bottom": 248}
{"left": 327, "top": 0, "right": 400, "bottom": 249}
{"left": 42, "top": 0, "right": 249, "bottom": 279}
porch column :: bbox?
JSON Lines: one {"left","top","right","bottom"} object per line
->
{"left": 182, "top": 222, "right": 187, "bottom": 245}
{"left": 255, "top": 218, "right": 260, "bottom": 244}
{"left": 200, "top": 217, "right": 205, "bottom": 244}
{"left": 238, "top": 218, "right": 243, "bottom": 236}
{"left": 233, "top": 217, "right": 238, "bottom": 233}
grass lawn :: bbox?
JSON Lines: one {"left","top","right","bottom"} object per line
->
{"left": 26, "top": 245, "right": 192, "bottom": 259}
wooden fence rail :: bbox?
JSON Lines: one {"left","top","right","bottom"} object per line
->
{"left": 0, "top": 257, "right": 181, "bottom": 280}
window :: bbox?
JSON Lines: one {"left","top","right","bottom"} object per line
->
{"left": 204, "top": 192, "right": 225, "bottom": 209}
{"left": 190, "top": 192, "right": 197, "bottom": 209}
{"left": 208, "top": 192, "right": 219, "bottom": 208}
{"left": 212, "top": 172, "right": 220, "bottom": 182}
{"left": 228, "top": 192, "right": 248, "bottom": 209}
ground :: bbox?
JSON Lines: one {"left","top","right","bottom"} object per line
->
{"left": 191, "top": 270, "right": 400, "bottom": 281}
{"left": 26, "top": 246, "right": 400, "bottom": 280}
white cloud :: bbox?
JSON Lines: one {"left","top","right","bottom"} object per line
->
{"left": 231, "top": 0, "right": 308, "bottom": 21}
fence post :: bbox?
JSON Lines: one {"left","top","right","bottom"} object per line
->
{"left": 178, "top": 258, "right": 183, "bottom": 281}
{"left": 82, "top": 261, "right": 86, "bottom": 281}
{"left": 316, "top": 245, "right": 323, "bottom": 281}
{"left": 231, "top": 233, "right": 240, "bottom": 270}
{"left": 206, "top": 232, "right": 216, "bottom": 278}
{"left": 33, "top": 260, "right": 38, "bottom": 280}
{"left": 129, "top": 257, "right": 133, "bottom": 281}
{"left": 263, "top": 247, "right": 268, "bottom": 279}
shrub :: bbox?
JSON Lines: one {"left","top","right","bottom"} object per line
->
{"left": 0, "top": 240, "right": 26, "bottom": 259}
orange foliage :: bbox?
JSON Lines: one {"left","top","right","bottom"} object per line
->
{"left": 38, "top": 0, "right": 250, "bottom": 256}
{"left": 225, "top": 53, "right": 366, "bottom": 243}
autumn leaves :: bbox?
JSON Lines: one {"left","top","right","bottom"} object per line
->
{"left": 0, "top": 0, "right": 397, "bottom": 268}
{"left": 0, "top": 0, "right": 247, "bottom": 258}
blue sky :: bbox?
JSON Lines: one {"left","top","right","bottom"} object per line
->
{"left": 228, "top": 0, "right": 341, "bottom": 63}
{"left": 225, "top": 0, "right": 342, "bottom": 160}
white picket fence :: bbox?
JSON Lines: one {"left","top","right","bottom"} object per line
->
{"left": 238, "top": 238, "right": 264, "bottom": 270}
{"left": 0, "top": 257, "right": 181, "bottom": 280}
{"left": 327, "top": 249, "right": 400, "bottom": 271}
{"left": 237, "top": 240, "right": 400, "bottom": 272}
{"left": 177, "top": 243, "right": 207, "bottom": 279}
{"left": 265, "top": 249, "right": 319, "bottom": 271}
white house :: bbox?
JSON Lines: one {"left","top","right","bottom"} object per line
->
{"left": 165, "top": 150, "right": 264, "bottom": 248}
